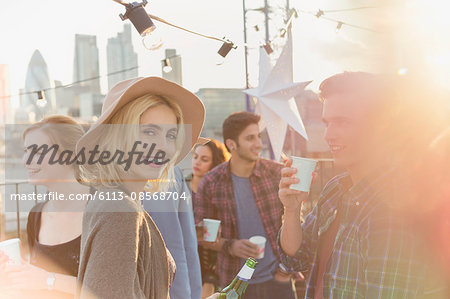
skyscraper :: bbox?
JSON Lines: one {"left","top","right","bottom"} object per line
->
{"left": 23, "top": 50, "right": 55, "bottom": 120}
{"left": 107, "top": 24, "right": 138, "bottom": 89}
{"left": 73, "top": 34, "right": 100, "bottom": 93}
{"left": 162, "top": 49, "right": 182, "bottom": 85}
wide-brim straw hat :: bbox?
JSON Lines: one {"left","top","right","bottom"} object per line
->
{"left": 76, "top": 76, "right": 207, "bottom": 165}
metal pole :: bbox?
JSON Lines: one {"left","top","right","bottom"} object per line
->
{"left": 286, "top": 0, "right": 296, "bottom": 157}
{"left": 242, "top": 0, "right": 251, "bottom": 112}
{"left": 264, "top": 0, "right": 270, "bottom": 43}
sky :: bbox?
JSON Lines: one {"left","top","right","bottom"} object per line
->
{"left": 1, "top": 0, "right": 449, "bottom": 105}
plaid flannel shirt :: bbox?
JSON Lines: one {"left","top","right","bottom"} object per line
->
{"left": 278, "top": 169, "right": 439, "bottom": 298}
{"left": 194, "top": 158, "right": 284, "bottom": 287}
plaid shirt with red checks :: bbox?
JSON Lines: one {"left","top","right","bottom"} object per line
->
{"left": 194, "top": 158, "right": 284, "bottom": 287}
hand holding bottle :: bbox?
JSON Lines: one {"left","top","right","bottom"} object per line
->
{"left": 218, "top": 258, "right": 258, "bottom": 298}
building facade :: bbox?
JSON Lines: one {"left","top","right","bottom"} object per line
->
{"left": 106, "top": 24, "right": 138, "bottom": 90}
{"left": 22, "top": 50, "right": 55, "bottom": 121}
{"left": 73, "top": 34, "right": 100, "bottom": 93}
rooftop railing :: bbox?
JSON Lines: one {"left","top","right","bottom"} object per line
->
{"left": 1, "top": 159, "right": 338, "bottom": 241}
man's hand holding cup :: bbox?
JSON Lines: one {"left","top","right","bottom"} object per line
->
{"left": 279, "top": 157, "right": 316, "bottom": 213}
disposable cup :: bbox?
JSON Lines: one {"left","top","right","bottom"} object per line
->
{"left": 249, "top": 235, "right": 266, "bottom": 259}
{"left": 0, "top": 238, "right": 21, "bottom": 265}
{"left": 290, "top": 156, "right": 317, "bottom": 192}
{"left": 203, "top": 219, "right": 221, "bottom": 242}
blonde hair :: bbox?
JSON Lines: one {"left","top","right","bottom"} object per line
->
{"left": 79, "top": 94, "right": 184, "bottom": 191}
{"left": 23, "top": 115, "right": 86, "bottom": 181}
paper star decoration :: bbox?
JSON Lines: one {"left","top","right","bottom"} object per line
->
{"left": 243, "top": 34, "right": 312, "bottom": 161}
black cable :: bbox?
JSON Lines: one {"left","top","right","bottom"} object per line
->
{"left": 0, "top": 65, "right": 140, "bottom": 99}
{"left": 322, "top": 6, "right": 378, "bottom": 13}
{"left": 297, "top": 9, "right": 378, "bottom": 33}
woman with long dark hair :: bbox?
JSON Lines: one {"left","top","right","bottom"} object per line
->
{"left": 188, "top": 139, "right": 229, "bottom": 298}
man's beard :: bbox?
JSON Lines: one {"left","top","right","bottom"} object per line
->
{"left": 235, "top": 145, "right": 259, "bottom": 162}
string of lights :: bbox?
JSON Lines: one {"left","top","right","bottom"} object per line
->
{"left": 148, "top": 14, "right": 237, "bottom": 57}
{"left": 115, "top": 0, "right": 378, "bottom": 58}
{"left": 1, "top": 4, "right": 380, "bottom": 100}
{"left": 297, "top": 8, "right": 379, "bottom": 33}
{"left": 148, "top": 14, "right": 228, "bottom": 44}
{"left": 322, "top": 6, "right": 378, "bottom": 13}
{"left": 150, "top": 13, "right": 259, "bottom": 51}
{"left": 261, "top": 8, "right": 298, "bottom": 55}
{"left": 261, "top": 6, "right": 377, "bottom": 55}
{"left": 0, "top": 65, "right": 140, "bottom": 100}
{"left": 114, "top": 0, "right": 237, "bottom": 57}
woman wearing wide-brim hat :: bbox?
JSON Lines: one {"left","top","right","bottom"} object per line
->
{"left": 75, "top": 76, "right": 206, "bottom": 299}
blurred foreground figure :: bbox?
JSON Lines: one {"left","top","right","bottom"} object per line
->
{"left": 1, "top": 116, "right": 90, "bottom": 298}
{"left": 278, "top": 72, "right": 450, "bottom": 298}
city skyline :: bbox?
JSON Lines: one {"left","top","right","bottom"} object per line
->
{"left": 1, "top": 1, "right": 449, "bottom": 110}
{"left": 0, "top": 0, "right": 387, "bottom": 108}
{"left": 3, "top": 25, "right": 141, "bottom": 123}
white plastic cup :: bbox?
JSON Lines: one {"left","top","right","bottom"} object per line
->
{"left": 249, "top": 235, "right": 266, "bottom": 259}
{"left": 0, "top": 238, "right": 21, "bottom": 265}
{"left": 290, "top": 156, "right": 318, "bottom": 192}
{"left": 203, "top": 219, "right": 221, "bottom": 242}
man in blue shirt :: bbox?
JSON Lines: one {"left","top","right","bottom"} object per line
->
{"left": 144, "top": 166, "right": 202, "bottom": 299}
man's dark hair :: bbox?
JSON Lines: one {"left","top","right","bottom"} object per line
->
{"left": 222, "top": 111, "right": 260, "bottom": 152}
{"left": 318, "top": 72, "right": 382, "bottom": 103}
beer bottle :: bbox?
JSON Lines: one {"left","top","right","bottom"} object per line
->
{"left": 218, "top": 258, "right": 258, "bottom": 299}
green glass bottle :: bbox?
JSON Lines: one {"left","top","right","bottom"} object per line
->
{"left": 218, "top": 258, "right": 258, "bottom": 299}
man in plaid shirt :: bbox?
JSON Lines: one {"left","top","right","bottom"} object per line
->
{"left": 194, "top": 111, "right": 296, "bottom": 298}
{"left": 278, "top": 72, "right": 447, "bottom": 298}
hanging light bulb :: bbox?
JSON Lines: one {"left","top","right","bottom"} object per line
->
{"left": 37, "top": 90, "right": 45, "bottom": 100}
{"left": 263, "top": 43, "right": 273, "bottom": 55}
{"left": 36, "top": 99, "right": 47, "bottom": 107}
{"left": 216, "top": 40, "right": 236, "bottom": 65}
{"left": 142, "top": 32, "right": 163, "bottom": 50}
{"left": 36, "top": 90, "right": 47, "bottom": 107}
{"left": 335, "top": 22, "right": 343, "bottom": 33}
{"left": 118, "top": 0, "right": 163, "bottom": 50}
{"left": 216, "top": 56, "right": 225, "bottom": 66}
{"left": 162, "top": 58, "right": 172, "bottom": 73}
{"left": 119, "top": 0, "right": 154, "bottom": 36}
{"left": 315, "top": 10, "right": 324, "bottom": 18}
{"left": 217, "top": 40, "right": 236, "bottom": 58}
